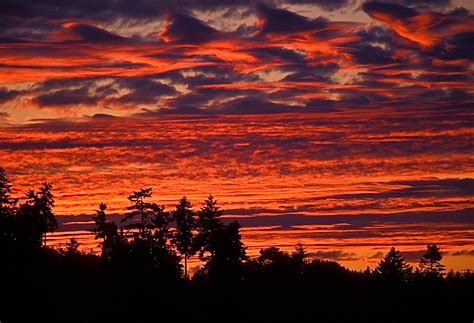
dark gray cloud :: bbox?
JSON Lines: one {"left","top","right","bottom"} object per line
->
{"left": 451, "top": 250, "right": 474, "bottom": 256}
{"left": 64, "top": 23, "right": 130, "bottom": 43}
{"left": 112, "top": 77, "right": 177, "bottom": 105}
{"left": 362, "top": 2, "right": 419, "bottom": 19}
{"left": 308, "top": 250, "right": 361, "bottom": 261}
{"left": 256, "top": 3, "right": 327, "bottom": 35}
{"left": 279, "top": 0, "right": 350, "bottom": 11}
{"left": 35, "top": 88, "right": 101, "bottom": 107}
{"left": 365, "top": 0, "right": 451, "bottom": 10}
{"left": 31, "top": 76, "right": 177, "bottom": 108}
{"left": 0, "top": 87, "right": 21, "bottom": 103}
{"left": 160, "top": 13, "right": 220, "bottom": 43}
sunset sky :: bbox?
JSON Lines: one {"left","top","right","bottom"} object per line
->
{"left": 1, "top": 0, "right": 473, "bottom": 271}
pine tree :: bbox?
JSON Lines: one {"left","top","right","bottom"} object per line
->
{"left": 0, "top": 167, "right": 16, "bottom": 210}
{"left": 418, "top": 244, "right": 445, "bottom": 278}
{"left": 91, "top": 202, "right": 120, "bottom": 262}
{"left": 149, "top": 203, "right": 182, "bottom": 277}
{"left": 196, "top": 194, "right": 224, "bottom": 260}
{"left": 172, "top": 196, "right": 196, "bottom": 278}
{"left": 64, "top": 238, "right": 81, "bottom": 256}
{"left": 203, "top": 220, "right": 247, "bottom": 280}
{"left": 0, "top": 168, "right": 17, "bottom": 251}
{"left": 375, "top": 247, "right": 412, "bottom": 282}
{"left": 17, "top": 182, "right": 57, "bottom": 248}
{"left": 121, "top": 188, "right": 154, "bottom": 239}
{"left": 292, "top": 242, "right": 308, "bottom": 268}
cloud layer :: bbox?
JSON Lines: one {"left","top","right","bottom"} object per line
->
{"left": 0, "top": 1, "right": 473, "bottom": 122}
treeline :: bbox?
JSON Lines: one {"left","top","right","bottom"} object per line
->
{"left": 1, "top": 167, "right": 473, "bottom": 323}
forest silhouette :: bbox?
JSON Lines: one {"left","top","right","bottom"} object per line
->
{"left": 0, "top": 167, "right": 473, "bottom": 323}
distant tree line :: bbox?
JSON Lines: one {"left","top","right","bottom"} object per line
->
{"left": 1, "top": 167, "right": 473, "bottom": 323}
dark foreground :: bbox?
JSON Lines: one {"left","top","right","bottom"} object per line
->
{"left": 1, "top": 169, "right": 473, "bottom": 322}
{"left": 1, "top": 249, "right": 473, "bottom": 323}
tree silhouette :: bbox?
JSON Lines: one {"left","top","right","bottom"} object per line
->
{"left": 121, "top": 187, "right": 156, "bottom": 239}
{"left": 92, "top": 203, "right": 114, "bottom": 240}
{"left": 375, "top": 247, "right": 412, "bottom": 282}
{"left": 202, "top": 220, "right": 247, "bottom": 279}
{"left": 17, "top": 182, "right": 57, "bottom": 249}
{"left": 60, "top": 238, "right": 81, "bottom": 257}
{"left": 418, "top": 244, "right": 445, "bottom": 278}
{"left": 172, "top": 196, "right": 196, "bottom": 278}
{"left": 196, "top": 194, "right": 225, "bottom": 261}
{"left": 258, "top": 247, "right": 291, "bottom": 265}
{"left": 292, "top": 242, "right": 308, "bottom": 270}
{"left": 149, "top": 203, "right": 182, "bottom": 277}
{"left": 0, "top": 167, "right": 16, "bottom": 210}
{"left": 150, "top": 203, "right": 171, "bottom": 247}
{"left": 0, "top": 168, "right": 17, "bottom": 252}
{"left": 91, "top": 202, "right": 122, "bottom": 263}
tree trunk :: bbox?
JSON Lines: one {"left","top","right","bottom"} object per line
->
{"left": 184, "top": 255, "right": 188, "bottom": 279}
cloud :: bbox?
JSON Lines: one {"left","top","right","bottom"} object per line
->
{"left": 0, "top": 112, "right": 10, "bottom": 123}
{"left": 35, "top": 88, "right": 100, "bottom": 107}
{"left": 450, "top": 250, "right": 474, "bottom": 256}
{"left": 0, "top": 2, "right": 472, "bottom": 120}
{"left": 367, "top": 0, "right": 452, "bottom": 10}
{"left": 0, "top": 87, "right": 21, "bottom": 103}
{"left": 256, "top": 3, "right": 327, "bottom": 35}
{"left": 309, "top": 250, "right": 361, "bottom": 261}
{"left": 362, "top": 2, "right": 474, "bottom": 47}
{"left": 218, "top": 97, "right": 301, "bottom": 114}
{"left": 286, "top": 0, "right": 350, "bottom": 12}
{"left": 111, "top": 77, "right": 177, "bottom": 105}
{"left": 61, "top": 23, "right": 130, "bottom": 43}
{"left": 368, "top": 251, "right": 384, "bottom": 259}
{"left": 159, "top": 12, "right": 220, "bottom": 43}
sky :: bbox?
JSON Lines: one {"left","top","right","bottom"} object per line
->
{"left": 0, "top": 0, "right": 473, "bottom": 271}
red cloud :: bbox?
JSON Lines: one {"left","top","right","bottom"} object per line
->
{"left": 363, "top": 2, "right": 474, "bottom": 47}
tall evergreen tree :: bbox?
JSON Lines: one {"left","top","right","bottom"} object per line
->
{"left": 0, "top": 168, "right": 17, "bottom": 252}
{"left": 203, "top": 220, "right": 247, "bottom": 279}
{"left": 172, "top": 196, "right": 196, "bottom": 278}
{"left": 375, "top": 247, "right": 412, "bottom": 282}
{"left": 292, "top": 242, "right": 308, "bottom": 271}
{"left": 196, "top": 194, "right": 224, "bottom": 261}
{"left": 150, "top": 203, "right": 172, "bottom": 248}
{"left": 0, "top": 167, "right": 16, "bottom": 210}
{"left": 91, "top": 202, "right": 122, "bottom": 262}
{"left": 418, "top": 244, "right": 445, "bottom": 278}
{"left": 17, "top": 182, "right": 57, "bottom": 248}
{"left": 121, "top": 188, "right": 154, "bottom": 239}
{"left": 150, "top": 203, "right": 182, "bottom": 278}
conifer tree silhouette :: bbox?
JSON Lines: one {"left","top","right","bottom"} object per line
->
{"left": 172, "top": 196, "right": 196, "bottom": 278}
{"left": 17, "top": 182, "right": 57, "bottom": 248}
{"left": 121, "top": 188, "right": 154, "bottom": 239}
{"left": 0, "top": 168, "right": 17, "bottom": 252}
{"left": 292, "top": 242, "right": 308, "bottom": 272}
{"left": 150, "top": 202, "right": 182, "bottom": 277}
{"left": 92, "top": 202, "right": 121, "bottom": 262}
{"left": 418, "top": 244, "right": 445, "bottom": 278}
{"left": 375, "top": 247, "right": 412, "bottom": 282}
{"left": 0, "top": 167, "right": 16, "bottom": 210}
{"left": 196, "top": 194, "right": 224, "bottom": 261}
{"left": 64, "top": 237, "right": 81, "bottom": 256}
